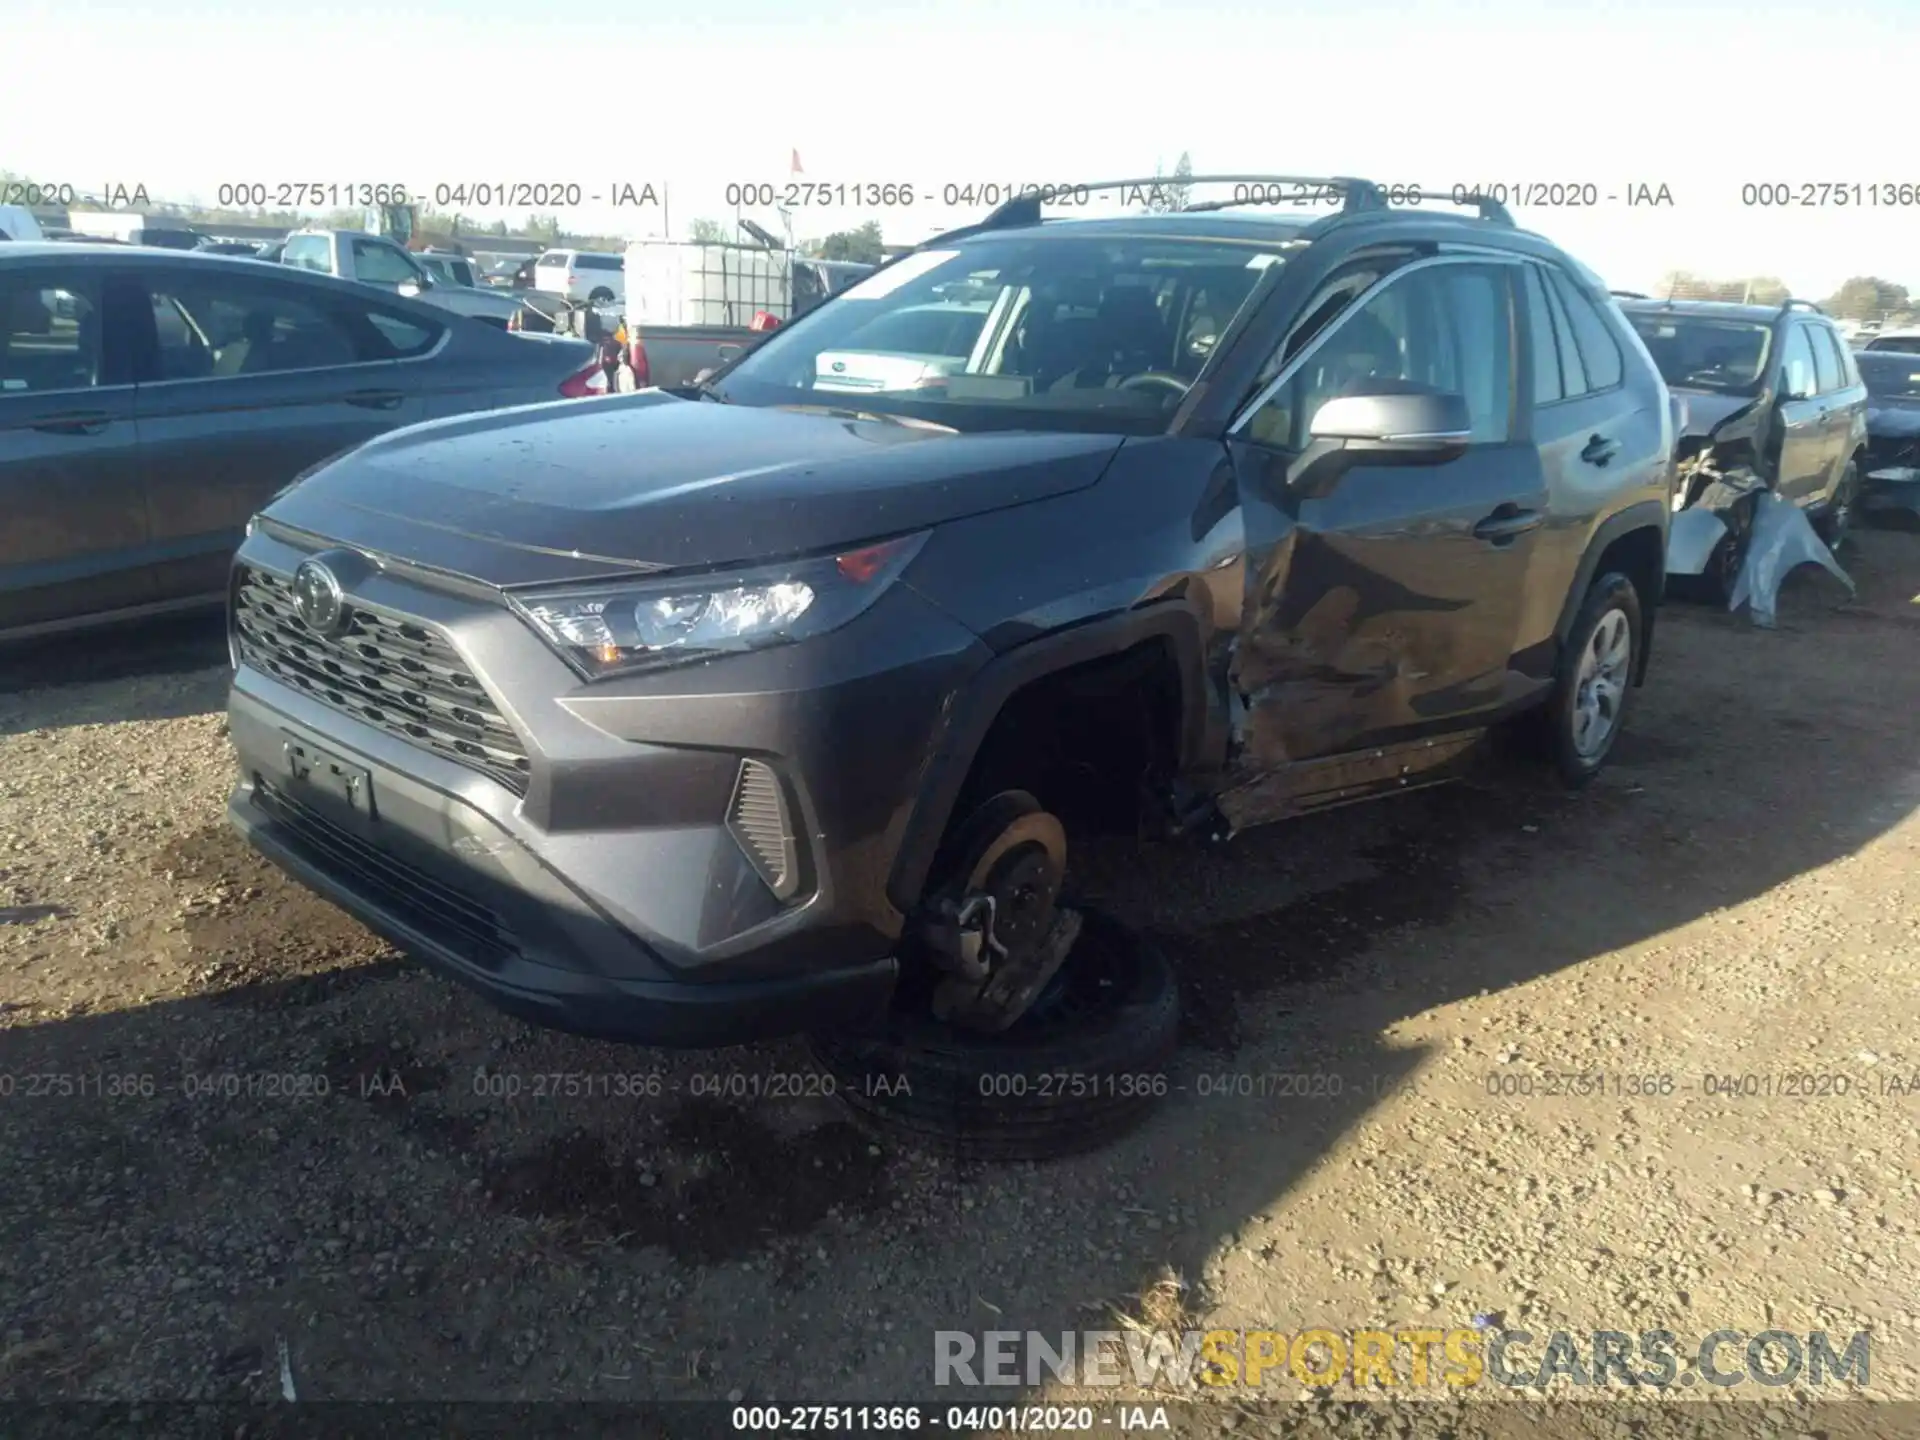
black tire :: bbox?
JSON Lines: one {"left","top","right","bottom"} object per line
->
{"left": 1816, "top": 460, "right": 1859, "bottom": 550}
{"left": 1702, "top": 499, "right": 1754, "bottom": 606}
{"left": 589, "top": 287, "right": 615, "bottom": 304}
{"left": 810, "top": 909, "right": 1179, "bottom": 1162}
{"left": 1541, "top": 571, "right": 1643, "bottom": 788}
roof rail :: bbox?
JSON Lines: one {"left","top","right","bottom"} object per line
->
{"left": 1780, "top": 297, "right": 1826, "bottom": 317}
{"left": 1609, "top": 289, "right": 1650, "bottom": 300}
{"left": 1186, "top": 181, "right": 1514, "bottom": 228}
{"left": 914, "top": 175, "right": 1392, "bottom": 248}
{"left": 1432, "top": 190, "right": 1516, "bottom": 227}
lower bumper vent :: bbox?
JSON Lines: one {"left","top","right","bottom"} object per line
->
{"left": 726, "top": 759, "right": 800, "bottom": 901}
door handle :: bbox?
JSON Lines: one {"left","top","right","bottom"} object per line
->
{"left": 1472, "top": 505, "right": 1544, "bottom": 545}
{"left": 346, "top": 390, "right": 405, "bottom": 410}
{"left": 1580, "top": 434, "right": 1621, "bottom": 466}
{"left": 32, "top": 411, "right": 111, "bottom": 436}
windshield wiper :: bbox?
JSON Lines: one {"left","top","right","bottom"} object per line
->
{"left": 775, "top": 403, "right": 958, "bottom": 433}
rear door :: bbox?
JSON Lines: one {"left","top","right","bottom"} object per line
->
{"left": 123, "top": 264, "right": 426, "bottom": 604}
{"left": 0, "top": 263, "right": 151, "bottom": 634}
{"left": 1775, "top": 323, "right": 1827, "bottom": 504}
{"left": 1520, "top": 263, "right": 1643, "bottom": 656}
{"left": 1224, "top": 254, "right": 1546, "bottom": 766}
{"left": 1809, "top": 323, "right": 1864, "bottom": 504}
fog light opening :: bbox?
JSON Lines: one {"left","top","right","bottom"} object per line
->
{"left": 727, "top": 758, "right": 801, "bottom": 901}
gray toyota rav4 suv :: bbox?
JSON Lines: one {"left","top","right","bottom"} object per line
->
{"left": 225, "top": 177, "right": 1674, "bottom": 1075}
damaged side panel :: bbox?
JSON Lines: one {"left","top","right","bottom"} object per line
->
{"left": 1212, "top": 439, "right": 1548, "bottom": 831}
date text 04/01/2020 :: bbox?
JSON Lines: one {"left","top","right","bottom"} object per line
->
{"left": 728, "top": 1404, "right": 1169, "bottom": 1431}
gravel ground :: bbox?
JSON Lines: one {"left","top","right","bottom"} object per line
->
{"left": 2, "top": 532, "right": 1918, "bottom": 1426}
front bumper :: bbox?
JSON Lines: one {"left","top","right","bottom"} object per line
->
{"left": 225, "top": 528, "right": 989, "bottom": 1047}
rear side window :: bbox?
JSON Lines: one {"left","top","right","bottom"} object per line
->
{"left": 0, "top": 274, "right": 102, "bottom": 392}
{"left": 1521, "top": 265, "right": 1562, "bottom": 404}
{"left": 1839, "top": 337, "right": 1861, "bottom": 387}
{"left": 1539, "top": 274, "right": 1587, "bottom": 394}
{"left": 142, "top": 274, "right": 374, "bottom": 380}
{"left": 1547, "top": 268, "right": 1623, "bottom": 391}
{"left": 1780, "top": 325, "right": 1818, "bottom": 397}
{"left": 1811, "top": 326, "right": 1851, "bottom": 392}
{"left": 363, "top": 306, "right": 443, "bottom": 358}
{"left": 537, "top": 252, "right": 569, "bottom": 267}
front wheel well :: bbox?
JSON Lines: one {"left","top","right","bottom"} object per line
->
{"left": 934, "top": 640, "right": 1186, "bottom": 882}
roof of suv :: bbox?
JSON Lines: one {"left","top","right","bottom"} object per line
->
{"left": 1618, "top": 296, "right": 1825, "bottom": 326}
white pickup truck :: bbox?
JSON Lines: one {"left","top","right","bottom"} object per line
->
{"left": 279, "top": 229, "right": 534, "bottom": 329}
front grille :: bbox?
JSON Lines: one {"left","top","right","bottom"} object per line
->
{"left": 234, "top": 566, "right": 531, "bottom": 795}
{"left": 255, "top": 778, "right": 517, "bottom": 970}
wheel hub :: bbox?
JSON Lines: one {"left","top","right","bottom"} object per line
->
{"left": 918, "top": 793, "right": 1080, "bottom": 1033}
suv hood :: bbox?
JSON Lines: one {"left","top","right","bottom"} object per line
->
{"left": 1672, "top": 387, "right": 1760, "bottom": 440}
{"left": 261, "top": 391, "right": 1124, "bottom": 587}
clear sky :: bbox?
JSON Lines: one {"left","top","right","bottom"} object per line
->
{"left": 6, "top": 0, "right": 1916, "bottom": 298}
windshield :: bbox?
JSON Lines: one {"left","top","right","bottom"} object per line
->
{"left": 1625, "top": 313, "right": 1773, "bottom": 394}
{"left": 711, "top": 233, "right": 1293, "bottom": 433}
{"left": 1859, "top": 354, "right": 1920, "bottom": 400}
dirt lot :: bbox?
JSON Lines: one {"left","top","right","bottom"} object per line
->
{"left": 2, "top": 531, "right": 1918, "bottom": 1424}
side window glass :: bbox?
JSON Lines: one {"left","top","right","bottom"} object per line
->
{"left": 1817, "top": 327, "right": 1853, "bottom": 392}
{"left": 147, "top": 278, "right": 367, "bottom": 378}
{"left": 1540, "top": 273, "right": 1588, "bottom": 395}
{"left": 1, "top": 276, "right": 101, "bottom": 393}
{"left": 1243, "top": 264, "right": 1510, "bottom": 450}
{"left": 282, "top": 236, "right": 328, "bottom": 273}
{"left": 352, "top": 239, "right": 420, "bottom": 286}
{"left": 1433, "top": 265, "right": 1514, "bottom": 444}
{"left": 1808, "top": 324, "right": 1841, "bottom": 394}
{"left": 1549, "top": 270, "right": 1623, "bottom": 390}
{"left": 1522, "top": 265, "right": 1563, "bottom": 405}
{"left": 363, "top": 305, "right": 443, "bottom": 358}
{"left": 1780, "top": 325, "right": 1818, "bottom": 398}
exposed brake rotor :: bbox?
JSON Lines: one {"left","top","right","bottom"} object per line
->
{"left": 919, "top": 791, "right": 1082, "bottom": 1033}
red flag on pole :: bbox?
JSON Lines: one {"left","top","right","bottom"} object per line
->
{"left": 791, "top": 149, "right": 804, "bottom": 176}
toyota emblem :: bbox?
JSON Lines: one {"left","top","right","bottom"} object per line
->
{"left": 832, "top": 360, "right": 846, "bottom": 373}
{"left": 292, "top": 559, "right": 346, "bottom": 635}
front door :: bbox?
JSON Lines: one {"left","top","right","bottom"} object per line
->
{"left": 1224, "top": 257, "right": 1545, "bottom": 778}
{"left": 1774, "top": 323, "right": 1828, "bottom": 504}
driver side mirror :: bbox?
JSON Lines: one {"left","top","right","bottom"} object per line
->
{"left": 1289, "top": 384, "right": 1472, "bottom": 498}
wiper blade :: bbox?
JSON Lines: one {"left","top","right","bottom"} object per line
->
{"left": 776, "top": 404, "right": 957, "bottom": 433}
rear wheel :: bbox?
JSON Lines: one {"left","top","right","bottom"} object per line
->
{"left": 1542, "top": 571, "right": 1642, "bottom": 787}
{"left": 589, "top": 286, "right": 615, "bottom": 304}
{"left": 1816, "top": 461, "right": 1859, "bottom": 551}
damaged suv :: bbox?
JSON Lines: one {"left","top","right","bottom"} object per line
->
{"left": 225, "top": 177, "right": 1673, "bottom": 1150}
{"left": 1620, "top": 296, "right": 1867, "bottom": 598}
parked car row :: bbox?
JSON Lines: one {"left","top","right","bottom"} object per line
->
{"left": 0, "top": 243, "right": 604, "bottom": 639}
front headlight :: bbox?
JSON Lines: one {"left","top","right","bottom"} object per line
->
{"left": 510, "top": 531, "right": 929, "bottom": 679}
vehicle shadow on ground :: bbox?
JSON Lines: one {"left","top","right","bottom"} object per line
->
{"left": 0, "top": 613, "right": 230, "bottom": 737}
{"left": 0, "top": 539, "right": 1915, "bottom": 1404}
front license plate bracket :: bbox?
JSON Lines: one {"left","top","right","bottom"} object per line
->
{"left": 282, "top": 734, "right": 376, "bottom": 818}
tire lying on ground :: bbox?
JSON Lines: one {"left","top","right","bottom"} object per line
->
{"left": 809, "top": 908, "right": 1179, "bottom": 1162}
